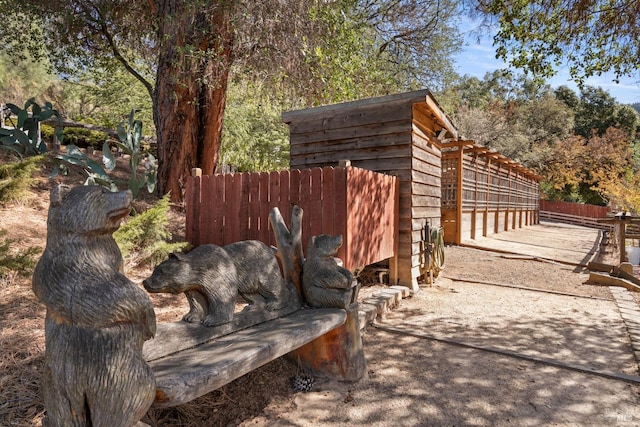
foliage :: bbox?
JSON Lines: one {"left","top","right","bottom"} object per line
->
{"left": 0, "top": 98, "right": 63, "bottom": 157}
{"left": 451, "top": 72, "right": 574, "bottom": 170}
{"left": 477, "top": 0, "right": 640, "bottom": 84}
{"left": 0, "top": 0, "right": 464, "bottom": 201}
{"left": 0, "top": 50, "right": 56, "bottom": 106}
{"left": 585, "top": 127, "right": 635, "bottom": 207}
{"left": 52, "top": 144, "right": 117, "bottom": 190}
{"left": 51, "top": 66, "right": 155, "bottom": 131}
{"left": 540, "top": 128, "right": 634, "bottom": 205}
{"left": 220, "top": 85, "right": 289, "bottom": 172}
{"left": 104, "top": 110, "right": 157, "bottom": 198}
{"left": 449, "top": 72, "right": 639, "bottom": 205}
{"left": 540, "top": 135, "right": 589, "bottom": 201}
{"left": 59, "top": 127, "right": 107, "bottom": 149}
{"left": 0, "top": 155, "right": 44, "bottom": 205}
{"left": 52, "top": 110, "right": 156, "bottom": 198}
{"left": 0, "top": 229, "right": 39, "bottom": 280}
{"left": 114, "top": 194, "right": 189, "bottom": 268}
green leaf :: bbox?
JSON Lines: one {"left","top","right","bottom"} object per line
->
{"left": 112, "top": 141, "right": 132, "bottom": 155}
{"left": 6, "top": 103, "right": 20, "bottom": 115}
{"left": 65, "top": 144, "right": 85, "bottom": 158}
{"left": 59, "top": 156, "right": 85, "bottom": 166}
{"left": 117, "top": 123, "right": 127, "bottom": 142}
{"left": 55, "top": 127, "right": 64, "bottom": 144}
{"left": 146, "top": 173, "right": 157, "bottom": 193}
{"left": 85, "top": 157, "right": 109, "bottom": 178}
{"left": 12, "top": 129, "right": 30, "bottom": 146}
{"left": 102, "top": 142, "right": 116, "bottom": 171}
{"left": 17, "top": 110, "right": 27, "bottom": 128}
{"left": 38, "top": 109, "right": 54, "bottom": 121}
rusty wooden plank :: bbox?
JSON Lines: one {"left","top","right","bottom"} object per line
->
{"left": 271, "top": 170, "right": 285, "bottom": 248}
{"left": 299, "top": 169, "right": 313, "bottom": 248}
{"left": 281, "top": 170, "right": 293, "bottom": 231}
{"left": 321, "top": 167, "right": 335, "bottom": 237}
{"left": 308, "top": 167, "right": 323, "bottom": 238}
{"left": 333, "top": 167, "right": 348, "bottom": 266}
{"left": 248, "top": 173, "right": 260, "bottom": 241}
{"left": 239, "top": 173, "right": 251, "bottom": 241}
{"left": 224, "top": 174, "right": 241, "bottom": 244}
{"left": 258, "top": 172, "right": 271, "bottom": 245}
{"left": 199, "top": 175, "right": 214, "bottom": 245}
{"left": 184, "top": 175, "right": 197, "bottom": 245}
{"left": 211, "top": 174, "right": 225, "bottom": 245}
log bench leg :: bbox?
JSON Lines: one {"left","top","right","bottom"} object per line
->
{"left": 290, "top": 303, "right": 365, "bottom": 381}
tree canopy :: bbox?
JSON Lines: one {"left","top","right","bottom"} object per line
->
{"left": 0, "top": 0, "right": 463, "bottom": 201}
{"left": 475, "top": 0, "right": 640, "bottom": 84}
{"left": 450, "top": 72, "right": 640, "bottom": 208}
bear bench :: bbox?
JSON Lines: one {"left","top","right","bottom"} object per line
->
{"left": 143, "top": 307, "right": 348, "bottom": 408}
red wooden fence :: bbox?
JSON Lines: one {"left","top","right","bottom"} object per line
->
{"left": 539, "top": 200, "right": 612, "bottom": 229}
{"left": 185, "top": 166, "right": 398, "bottom": 272}
{"left": 540, "top": 200, "right": 610, "bottom": 218}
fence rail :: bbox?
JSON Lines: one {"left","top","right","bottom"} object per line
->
{"left": 539, "top": 200, "right": 612, "bottom": 230}
{"left": 185, "top": 166, "right": 398, "bottom": 272}
{"left": 539, "top": 210, "right": 613, "bottom": 230}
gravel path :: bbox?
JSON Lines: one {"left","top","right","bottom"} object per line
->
{"left": 238, "top": 223, "right": 640, "bottom": 426}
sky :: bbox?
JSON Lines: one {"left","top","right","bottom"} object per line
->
{"left": 454, "top": 20, "right": 640, "bottom": 105}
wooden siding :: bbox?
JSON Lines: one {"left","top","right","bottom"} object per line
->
{"left": 185, "top": 166, "right": 397, "bottom": 272}
{"left": 284, "top": 90, "right": 448, "bottom": 290}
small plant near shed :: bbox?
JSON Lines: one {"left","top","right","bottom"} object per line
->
{"left": 114, "top": 193, "right": 189, "bottom": 269}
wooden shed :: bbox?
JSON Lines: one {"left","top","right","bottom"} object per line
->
{"left": 283, "top": 90, "right": 456, "bottom": 291}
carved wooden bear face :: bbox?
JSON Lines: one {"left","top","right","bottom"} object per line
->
{"left": 48, "top": 184, "right": 132, "bottom": 235}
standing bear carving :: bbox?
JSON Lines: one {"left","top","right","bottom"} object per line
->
{"left": 32, "top": 185, "right": 156, "bottom": 427}
{"left": 144, "top": 241, "right": 300, "bottom": 327}
{"left": 302, "top": 234, "right": 358, "bottom": 309}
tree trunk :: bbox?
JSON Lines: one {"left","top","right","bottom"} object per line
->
{"left": 153, "top": 1, "right": 233, "bottom": 202}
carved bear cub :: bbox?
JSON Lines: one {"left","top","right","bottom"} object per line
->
{"left": 32, "top": 185, "right": 156, "bottom": 427}
{"left": 302, "top": 234, "right": 358, "bottom": 309}
{"left": 144, "top": 241, "right": 300, "bottom": 327}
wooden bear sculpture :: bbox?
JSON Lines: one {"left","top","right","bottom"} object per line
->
{"left": 144, "top": 241, "right": 300, "bottom": 327}
{"left": 32, "top": 185, "right": 156, "bottom": 427}
{"left": 302, "top": 234, "right": 358, "bottom": 308}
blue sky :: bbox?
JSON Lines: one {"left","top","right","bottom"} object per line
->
{"left": 454, "top": 21, "right": 640, "bottom": 105}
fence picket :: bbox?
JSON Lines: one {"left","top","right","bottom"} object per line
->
{"left": 321, "top": 167, "right": 335, "bottom": 237}
{"left": 184, "top": 167, "right": 397, "bottom": 271}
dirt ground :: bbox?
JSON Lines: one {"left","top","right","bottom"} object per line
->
{"left": 2, "top": 153, "right": 640, "bottom": 426}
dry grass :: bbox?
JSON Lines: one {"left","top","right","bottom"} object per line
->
{"left": 0, "top": 274, "right": 47, "bottom": 426}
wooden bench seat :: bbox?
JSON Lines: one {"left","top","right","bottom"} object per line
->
{"left": 145, "top": 308, "right": 347, "bottom": 408}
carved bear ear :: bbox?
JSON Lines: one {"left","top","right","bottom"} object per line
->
{"left": 50, "top": 184, "right": 71, "bottom": 207}
{"left": 169, "top": 252, "right": 185, "bottom": 261}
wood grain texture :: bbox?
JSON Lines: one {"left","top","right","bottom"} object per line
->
{"left": 149, "top": 308, "right": 346, "bottom": 408}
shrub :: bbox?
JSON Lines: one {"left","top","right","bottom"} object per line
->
{"left": 0, "top": 155, "right": 44, "bottom": 205}
{"left": 62, "top": 127, "right": 107, "bottom": 149}
{"left": 114, "top": 194, "right": 189, "bottom": 268}
{"left": 0, "top": 229, "right": 40, "bottom": 280}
